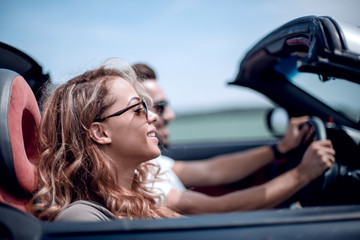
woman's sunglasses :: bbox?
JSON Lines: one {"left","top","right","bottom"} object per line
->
{"left": 94, "top": 97, "right": 148, "bottom": 122}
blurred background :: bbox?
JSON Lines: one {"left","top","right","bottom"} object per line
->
{"left": 1, "top": 0, "right": 359, "bottom": 143}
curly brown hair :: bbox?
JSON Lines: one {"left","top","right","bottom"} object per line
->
{"left": 29, "top": 64, "right": 179, "bottom": 220}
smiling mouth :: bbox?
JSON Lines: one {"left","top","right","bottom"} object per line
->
{"left": 147, "top": 132, "right": 156, "bottom": 137}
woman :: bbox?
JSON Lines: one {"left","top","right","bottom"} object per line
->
{"left": 29, "top": 63, "right": 179, "bottom": 221}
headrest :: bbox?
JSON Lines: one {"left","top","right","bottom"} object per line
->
{"left": 0, "top": 69, "right": 40, "bottom": 199}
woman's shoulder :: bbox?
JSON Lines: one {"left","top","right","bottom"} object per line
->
{"left": 55, "top": 200, "right": 115, "bottom": 222}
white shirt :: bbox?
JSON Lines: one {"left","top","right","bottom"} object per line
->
{"left": 147, "top": 155, "right": 186, "bottom": 201}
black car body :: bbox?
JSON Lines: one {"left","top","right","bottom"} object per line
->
{"left": 1, "top": 15, "right": 360, "bottom": 239}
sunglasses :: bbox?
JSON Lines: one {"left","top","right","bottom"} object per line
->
{"left": 153, "top": 100, "right": 169, "bottom": 116}
{"left": 94, "top": 97, "right": 148, "bottom": 122}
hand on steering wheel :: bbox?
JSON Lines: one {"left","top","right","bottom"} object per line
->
{"left": 281, "top": 116, "right": 336, "bottom": 207}
{"left": 307, "top": 117, "right": 338, "bottom": 190}
{"left": 295, "top": 116, "right": 337, "bottom": 206}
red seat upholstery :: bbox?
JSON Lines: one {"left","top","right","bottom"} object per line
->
{"left": 0, "top": 69, "right": 40, "bottom": 212}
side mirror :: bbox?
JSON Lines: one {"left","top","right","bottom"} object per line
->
{"left": 266, "top": 108, "right": 289, "bottom": 138}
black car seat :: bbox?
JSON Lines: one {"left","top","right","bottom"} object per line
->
{"left": 0, "top": 68, "right": 40, "bottom": 212}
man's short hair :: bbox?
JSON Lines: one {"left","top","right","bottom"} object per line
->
{"left": 132, "top": 63, "right": 157, "bottom": 81}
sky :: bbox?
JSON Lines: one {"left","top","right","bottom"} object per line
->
{"left": 1, "top": 0, "right": 360, "bottom": 113}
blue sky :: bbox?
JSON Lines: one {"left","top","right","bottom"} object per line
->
{"left": 1, "top": 0, "right": 360, "bottom": 113}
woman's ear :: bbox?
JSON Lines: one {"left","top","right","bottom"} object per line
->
{"left": 89, "top": 122, "right": 112, "bottom": 145}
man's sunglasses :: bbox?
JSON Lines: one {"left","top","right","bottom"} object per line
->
{"left": 153, "top": 100, "right": 169, "bottom": 116}
{"left": 94, "top": 97, "right": 148, "bottom": 122}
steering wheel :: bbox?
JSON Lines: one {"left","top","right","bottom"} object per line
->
{"left": 307, "top": 116, "right": 326, "bottom": 141}
{"left": 280, "top": 115, "right": 360, "bottom": 207}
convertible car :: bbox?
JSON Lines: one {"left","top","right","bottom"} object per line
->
{"left": 1, "top": 15, "right": 360, "bottom": 239}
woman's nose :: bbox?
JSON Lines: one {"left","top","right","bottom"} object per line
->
{"left": 147, "top": 110, "right": 159, "bottom": 123}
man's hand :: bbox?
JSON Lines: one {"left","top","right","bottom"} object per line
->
{"left": 277, "top": 116, "right": 312, "bottom": 154}
{"left": 297, "top": 140, "right": 336, "bottom": 181}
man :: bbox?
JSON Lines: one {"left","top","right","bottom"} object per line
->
{"left": 133, "top": 63, "right": 335, "bottom": 215}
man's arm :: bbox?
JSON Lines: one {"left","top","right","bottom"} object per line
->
{"left": 166, "top": 140, "right": 335, "bottom": 215}
{"left": 166, "top": 168, "right": 307, "bottom": 214}
{"left": 173, "top": 146, "right": 275, "bottom": 187}
{"left": 173, "top": 116, "right": 311, "bottom": 188}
